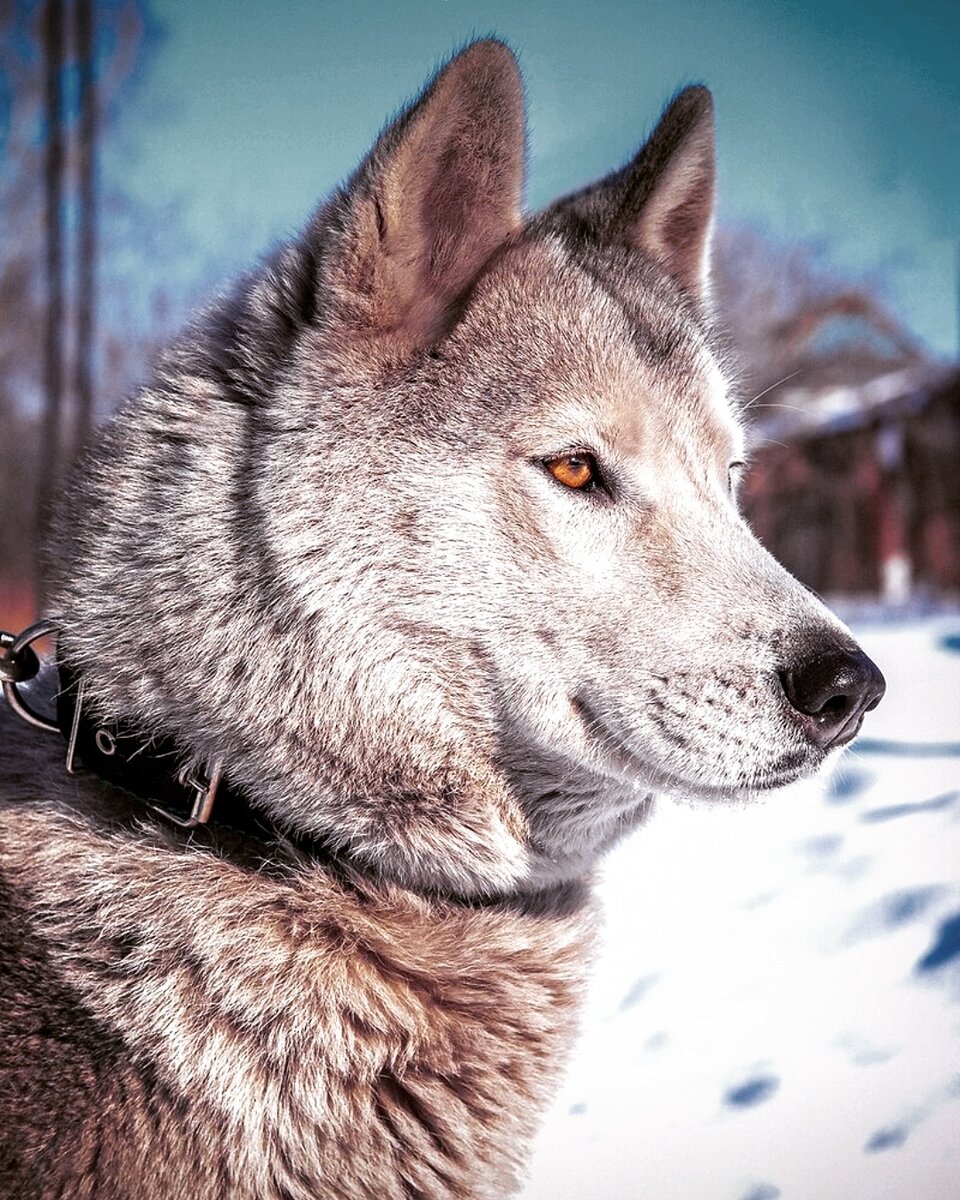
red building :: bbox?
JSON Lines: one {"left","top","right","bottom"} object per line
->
{"left": 742, "top": 366, "right": 960, "bottom": 599}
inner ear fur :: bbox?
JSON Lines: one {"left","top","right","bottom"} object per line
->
{"left": 550, "top": 86, "right": 716, "bottom": 300}
{"left": 321, "top": 40, "right": 526, "bottom": 346}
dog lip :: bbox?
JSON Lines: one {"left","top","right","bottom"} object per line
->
{"left": 572, "top": 693, "right": 815, "bottom": 798}
{"left": 749, "top": 765, "right": 814, "bottom": 792}
{"left": 666, "top": 762, "right": 813, "bottom": 799}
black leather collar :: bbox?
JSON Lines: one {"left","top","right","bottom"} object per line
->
{"left": 55, "top": 657, "right": 306, "bottom": 848}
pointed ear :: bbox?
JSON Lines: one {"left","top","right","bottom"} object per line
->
{"left": 320, "top": 40, "right": 525, "bottom": 347}
{"left": 550, "top": 87, "right": 715, "bottom": 300}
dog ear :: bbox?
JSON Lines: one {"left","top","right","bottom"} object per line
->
{"left": 319, "top": 40, "right": 525, "bottom": 347}
{"left": 550, "top": 87, "right": 715, "bottom": 300}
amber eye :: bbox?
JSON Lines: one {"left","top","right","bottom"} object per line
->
{"left": 545, "top": 453, "right": 600, "bottom": 491}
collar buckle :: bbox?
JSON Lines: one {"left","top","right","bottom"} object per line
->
{"left": 58, "top": 650, "right": 225, "bottom": 830}
{"left": 152, "top": 759, "right": 224, "bottom": 828}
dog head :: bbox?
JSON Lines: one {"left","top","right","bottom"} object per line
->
{"left": 53, "top": 41, "right": 883, "bottom": 897}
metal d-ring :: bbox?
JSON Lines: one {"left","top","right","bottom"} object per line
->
{"left": 1, "top": 618, "right": 62, "bottom": 734}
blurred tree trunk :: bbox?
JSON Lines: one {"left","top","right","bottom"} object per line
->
{"left": 0, "top": 0, "right": 169, "bottom": 629}
{"left": 74, "top": 0, "right": 98, "bottom": 452}
{"left": 36, "top": 0, "right": 66, "bottom": 596}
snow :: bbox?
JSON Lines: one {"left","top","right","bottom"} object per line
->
{"left": 523, "top": 612, "right": 960, "bottom": 1200}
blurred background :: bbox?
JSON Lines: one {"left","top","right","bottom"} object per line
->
{"left": 1, "top": 3, "right": 958, "bottom": 1198}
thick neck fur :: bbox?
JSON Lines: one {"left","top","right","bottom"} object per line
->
{"left": 0, "top": 716, "right": 595, "bottom": 1199}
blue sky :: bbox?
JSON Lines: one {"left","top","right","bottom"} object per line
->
{"left": 105, "top": 0, "right": 959, "bottom": 356}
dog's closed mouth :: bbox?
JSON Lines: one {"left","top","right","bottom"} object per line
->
{"left": 570, "top": 693, "right": 816, "bottom": 799}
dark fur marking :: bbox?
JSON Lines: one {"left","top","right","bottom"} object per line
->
{"left": 554, "top": 235, "right": 686, "bottom": 367}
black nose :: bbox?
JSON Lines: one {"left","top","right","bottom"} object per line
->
{"left": 779, "top": 646, "right": 885, "bottom": 748}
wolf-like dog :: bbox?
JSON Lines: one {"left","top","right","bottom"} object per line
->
{"left": 0, "top": 39, "right": 884, "bottom": 1200}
